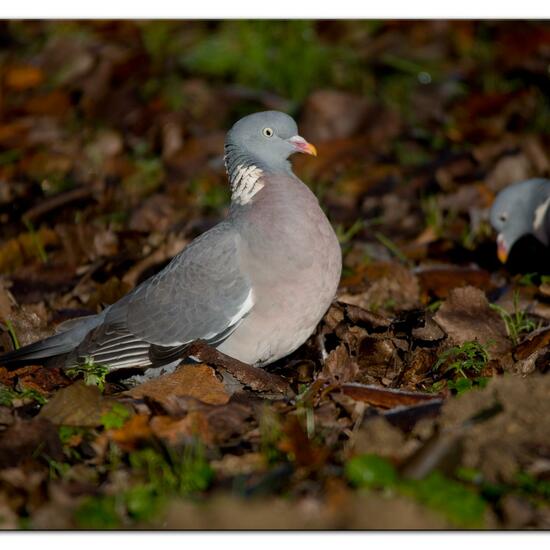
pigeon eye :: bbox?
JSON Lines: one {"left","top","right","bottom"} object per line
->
{"left": 262, "top": 127, "right": 274, "bottom": 138}
{"left": 499, "top": 213, "right": 508, "bottom": 223}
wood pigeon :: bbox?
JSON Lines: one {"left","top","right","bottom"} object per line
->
{"left": 0, "top": 111, "right": 342, "bottom": 373}
{"left": 490, "top": 178, "right": 550, "bottom": 263}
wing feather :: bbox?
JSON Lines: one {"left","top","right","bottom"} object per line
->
{"left": 70, "top": 223, "right": 253, "bottom": 370}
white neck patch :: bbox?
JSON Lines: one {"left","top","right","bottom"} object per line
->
{"left": 533, "top": 196, "right": 550, "bottom": 245}
{"left": 229, "top": 164, "right": 264, "bottom": 205}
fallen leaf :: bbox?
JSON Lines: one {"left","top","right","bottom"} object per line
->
{"left": 4, "top": 65, "right": 44, "bottom": 90}
{"left": 150, "top": 412, "right": 212, "bottom": 445}
{"left": 513, "top": 326, "right": 550, "bottom": 360}
{"left": 278, "top": 415, "right": 328, "bottom": 468}
{"left": 39, "top": 381, "right": 117, "bottom": 426}
{"left": 108, "top": 413, "right": 152, "bottom": 451}
{"left": 321, "top": 343, "right": 359, "bottom": 384}
{"left": 341, "top": 383, "right": 441, "bottom": 409}
{"left": 23, "top": 90, "right": 71, "bottom": 116}
{"left": 434, "top": 286, "right": 511, "bottom": 357}
{"left": 183, "top": 341, "right": 293, "bottom": 397}
{"left": 416, "top": 265, "right": 492, "bottom": 300}
{"left": 339, "top": 262, "right": 420, "bottom": 313}
{"left": 0, "top": 227, "right": 60, "bottom": 273}
{"left": 126, "top": 364, "right": 230, "bottom": 406}
{"left": 0, "top": 417, "right": 63, "bottom": 468}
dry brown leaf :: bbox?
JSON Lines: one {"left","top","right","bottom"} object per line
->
{"left": 341, "top": 383, "right": 441, "bottom": 409}
{"left": 416, "top": 265, "right": 492, "bottom": 300}
{"left": 278, "top": 415, "right": 328, "bottom": 468}
{"left": 23, "top": 90, "right": 71, "bottom": 116}
{"left": 126, "top": 364, "right": 230, "bottom": 406}
{"left": 339, "top": 262, "right": 420, "bottom": 313}
{"left": 4, "top": 65, "right": 44, "bottom": 90}
{"left": 434, "top": 286, "right": 511, "bottom": 357}
{"left": 321, "top": 343, "right": 359, "bottom": 384}
{"left": 108, "top": 414, "right": 152, "bottom": 451}
{"left": 0, "top": 227, "right": 60, "bottom": 273}
{"left": 39, "top": 381, "right": 117, "bottom": 426}
{"left": 0, "top": 417, "right": 63, "bottom": 468}
{"left": 150, "top": 411, "right": 212, "bottom": 446}
{"left": 2, "top": 302, "right": 51, "bottom": 348}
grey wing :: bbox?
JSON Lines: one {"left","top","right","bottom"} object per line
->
{"left": 71, "top": 223, "right": 253, "bottom": 369}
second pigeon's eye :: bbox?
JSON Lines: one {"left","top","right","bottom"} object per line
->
{"left": 499, "top": 212, "right": 508, "bottom": 223}
{"left": 263, "top": 127, "right": 274, "bottom": 137}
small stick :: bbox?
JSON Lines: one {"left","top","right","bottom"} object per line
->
{"left": 23, "top": 187, "right": 95, "bottom": 222}
{"left": 183, "top": 340, "right": 294, "bottom": 398}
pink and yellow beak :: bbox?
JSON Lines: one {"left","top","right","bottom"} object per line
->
{"left": 497, "top": 234, "right": 509, "bottom": 264}
{"left": 288, "top": 135, "right": 317, "bottom": 157}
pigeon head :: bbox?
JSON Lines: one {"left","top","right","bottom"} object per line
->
{"left": 490, "top": 178, "right": 550, "bottom": 263}
{"left": 226, "top": 111, "right": 316, "bottom": 167}
{"left": 224, "top": 111, "right": 317, "bottom": 205}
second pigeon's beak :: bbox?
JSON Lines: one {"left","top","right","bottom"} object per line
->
{"left": 288, "top": 135, "right": 317, "bottom": 157}
{"left": 497, "top": 234, "right": 509, "bottom": 263}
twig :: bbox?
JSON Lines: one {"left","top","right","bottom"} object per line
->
{"left": 341, "top": 383, "right": 442, "bottom": 409}
{"left": 23, "top": 187, "right": 95, "bottom": 222}
{"left": 182, "top": 340, "right": 294, "bottom": 399}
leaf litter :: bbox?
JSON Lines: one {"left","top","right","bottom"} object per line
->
{"left": 0, "top": 20, "right": 549, "bottom": 529}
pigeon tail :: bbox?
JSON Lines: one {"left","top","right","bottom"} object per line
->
{"left": 0, "top": 314, "right": 103, "bottom": 368}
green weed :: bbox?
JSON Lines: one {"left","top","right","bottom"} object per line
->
{"left": 5, "top": 320, "right": 20, "bottom": 350}
{"left": 100, "top": 403, "right": 131, "bottom": 430}
{"left": 434, "top": 341, "right": 488, "bottom": 379}
{"left": 345, "top": 454, "right": 397, "bottom": 490}
{"left": 457, "top": 467, "right": 550, "bottom": 506}
{"left": 182, "top": 21, "right": 356, "bottom": 104}
{"left": 66, "top": 356, "right": 109, "bottom": 391}
{"left": 400, "top": 471, "right": 486, "bottom": 528}
{"left": 336, "top": 219, "right": 364, "bottom": 246}
{"left": 345, "top": 454, "right": 486, "bottom": 528}
{"left": 45, "top": 457, "right": 71, "bottom": 481}
{"left": 22, "top": 218, "right": 48, "bottom": 264}
{"left": 490, "top": 291, "right": 537, "bottom": 346}
{"left": 0, "top": 384, "right": 16, "bottom": 407}
{"left": 129, "top": 442, "right": 214, "bottom": 496}
{"left": 58, "top": 426, "right": 90, "bottom": 461}
{"left": 0, "top": 383, "right": 47, "bottom": 407}
{"left": 446, "top": 377, "right": 490, "bottom": 395}
{"left": 432, "top": 341, "right": 490, "bottom": 394}
{"left": 74, "top": 441, "right": 214, "bottom": 528}
{"left": 259, "top": 406, "right": 284, "bottom": 464}
{"left": 374, "top": 232, "right": 409, "bottom": 264}
{"left": 421, "top": 195, "right": 444, "bottom": 237}
{"left": 518, "top": 273, "right": 540, "bottom": 287}
{"left": 74, "top": 495, "right": 120, "bottom": 529}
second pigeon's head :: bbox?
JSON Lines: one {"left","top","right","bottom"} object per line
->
{"left": 490, "top": 178, "right": 550, "bottom": 263}
{"left": 224, "top": 111, "right": 317, "bottom": 173}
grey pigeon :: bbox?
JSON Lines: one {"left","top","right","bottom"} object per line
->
{"left": 0, "top": 111, "right": 342, "bottom": 372}
{"left": 490, "top": 178, "right": 550, "bottom": 263}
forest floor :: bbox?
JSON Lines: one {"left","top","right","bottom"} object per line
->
{"left": 1, "top": 21, "right": 550, "bottom": 529}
